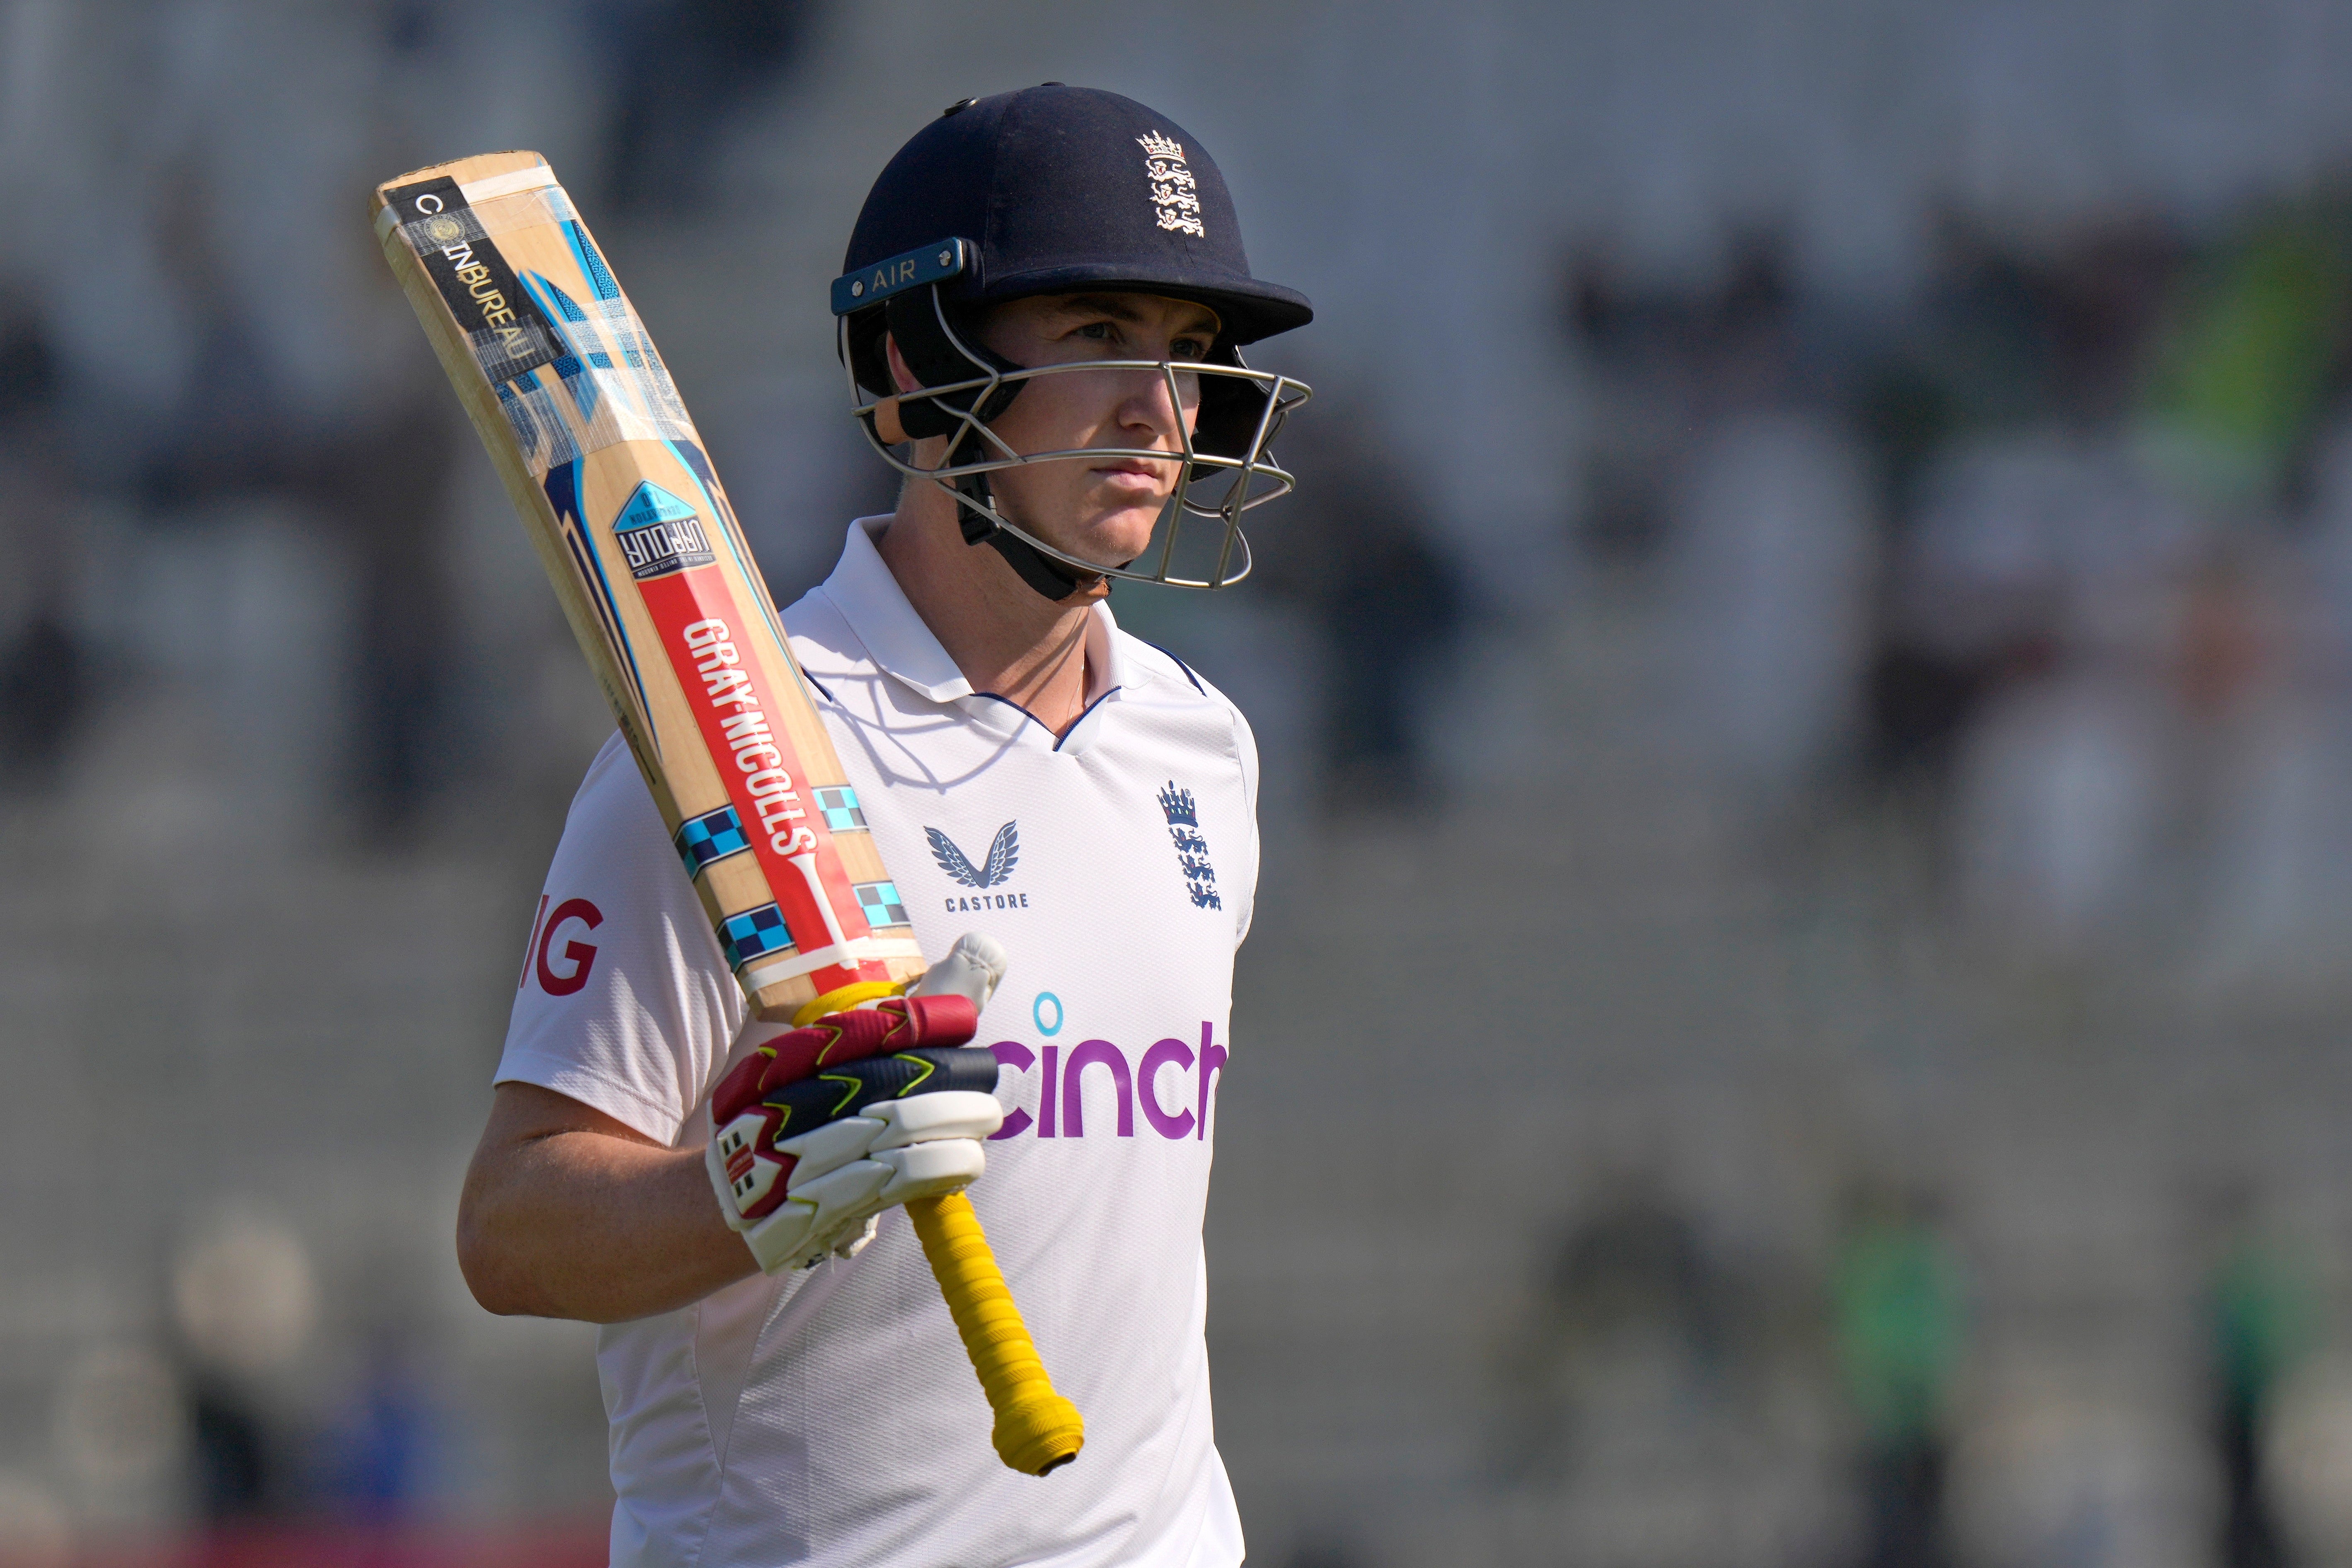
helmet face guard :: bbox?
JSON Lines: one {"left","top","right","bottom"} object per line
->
{"left": 835, "top": 240, "right": 1311, "bottom": 594}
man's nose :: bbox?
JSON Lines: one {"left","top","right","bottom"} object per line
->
{"left": 1119, "top": 364, "right": 1192, "bottom": 440}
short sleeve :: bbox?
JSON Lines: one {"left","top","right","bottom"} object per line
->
{"left": 1228, "top": 702, "right": 1262, "bottom": 948}
{"left": 496, "top": 732, "right": 748, "bottom": 1147}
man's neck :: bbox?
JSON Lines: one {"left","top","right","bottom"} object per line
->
{"left": 872, "top": 484, "right": 1103, "bottom": 737}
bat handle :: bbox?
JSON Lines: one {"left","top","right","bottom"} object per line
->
{"left": 904, "top": 1191, "right": 1085, "bottom": 1476}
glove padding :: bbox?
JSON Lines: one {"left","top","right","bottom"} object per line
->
{"left": 706, "top": 993, "right": 1003, "bottom": 1274}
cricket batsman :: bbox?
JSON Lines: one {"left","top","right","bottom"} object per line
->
{"left": 455, "top": 85, "right": 1313, "bottom": 1565}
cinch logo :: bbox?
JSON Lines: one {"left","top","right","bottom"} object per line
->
{"left": 928, "top": 822, "right": 1029, "bottom": 911}
{"left": 985, "top": 1023, "right": 1227, "bottom": 1143}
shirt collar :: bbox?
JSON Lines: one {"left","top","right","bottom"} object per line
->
{"left": 821, "top": 516, "right": 1134, "bottom": 709}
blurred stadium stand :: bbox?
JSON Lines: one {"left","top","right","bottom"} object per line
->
{"left": 15, "top": 2, "right": 2352, "bottom": 1565}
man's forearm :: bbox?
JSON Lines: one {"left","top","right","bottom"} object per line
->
{"left": 458, "top": 1085, "right": 756, "bottom": 1323}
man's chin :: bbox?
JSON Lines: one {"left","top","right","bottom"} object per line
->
{"left": 1030, "top": 507, "right": 1163, "bottom": 575}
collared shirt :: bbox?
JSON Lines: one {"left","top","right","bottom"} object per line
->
{"left": 813, "top": 516, "right": 1135, "bottom": 758}
{"left": 498, "top": 519, "right": 1258, "bottom": 1568}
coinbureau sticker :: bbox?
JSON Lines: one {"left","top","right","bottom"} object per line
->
{"left": 386, "top": 174, "right": 562, "bottom": 386}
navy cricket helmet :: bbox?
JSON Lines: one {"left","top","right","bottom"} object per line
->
{"left": 832, "top": 84, "right": 1314, "bottom": 599}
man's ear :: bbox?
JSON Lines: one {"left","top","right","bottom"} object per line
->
{"left": 884, "top": 332, "right": 922, "bottom": 396}
{"left": 869, "top": 334, "right": 915, "bottom": 446}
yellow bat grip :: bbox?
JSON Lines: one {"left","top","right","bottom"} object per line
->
{"left": 905, "top": 1191, "right": 1085, "bottom": 1476}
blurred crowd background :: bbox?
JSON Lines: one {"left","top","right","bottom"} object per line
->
{"left": 12, "top": 1, "right": 2352, "bottom": 1565}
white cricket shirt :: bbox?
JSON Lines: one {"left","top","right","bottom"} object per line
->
{"left": 497, "top": 519, "right": 1258, "bottom": 1568}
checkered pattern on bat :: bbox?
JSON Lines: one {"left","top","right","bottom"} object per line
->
{"left": 815, "top": 786, "right": 867, "bottom": 832}
{"left": 855, "top": 880, "right": 911, "bottom": 930}
{"left": 717, "top": 882, "right": 910, "bottom": 970}
{"left": 674, "top": 804, "right": 751, "bottom": 877}
{"left": 719, "top": 904, "right": 793, "bottom": 969}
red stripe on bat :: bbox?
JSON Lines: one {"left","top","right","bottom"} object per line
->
{"left": 636, "top": 564, "right": 882, "bottom": 996}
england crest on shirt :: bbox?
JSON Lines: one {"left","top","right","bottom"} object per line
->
{"left": 1157, "top": 783, "right": 1221, "bottom": 910}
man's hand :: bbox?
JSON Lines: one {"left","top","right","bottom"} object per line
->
{"left": 707, "top": 987, "right": 1003, "bottom": 1274}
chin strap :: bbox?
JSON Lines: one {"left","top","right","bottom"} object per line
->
{"left": 950, "top": 473, "right": 1102, "bottom": 603}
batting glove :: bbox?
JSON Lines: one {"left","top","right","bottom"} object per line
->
{"left": 706, "top": 935, "right": 1010, "bottom": 1274}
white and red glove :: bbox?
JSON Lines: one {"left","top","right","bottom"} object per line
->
{"left": 706, "top": 935, "right": 1010, "bottom": 1274}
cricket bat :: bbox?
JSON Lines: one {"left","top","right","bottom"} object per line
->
{"left": 373, "top": 150, "right": 1081, "bottom": 1476}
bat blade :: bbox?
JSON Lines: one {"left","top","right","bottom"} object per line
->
{"left": 371, "top": 151, "right": 918, "bottom": 1020}
{"left": 373, "top": 151, "right": 1083, "bottom": 1476}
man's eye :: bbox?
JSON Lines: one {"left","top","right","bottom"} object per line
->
{"left": 1075, "top": 322, "right": 1114, "bottom": 341}
{"left": 1170, "top": 339, "right": 1207, "bottom": 361}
